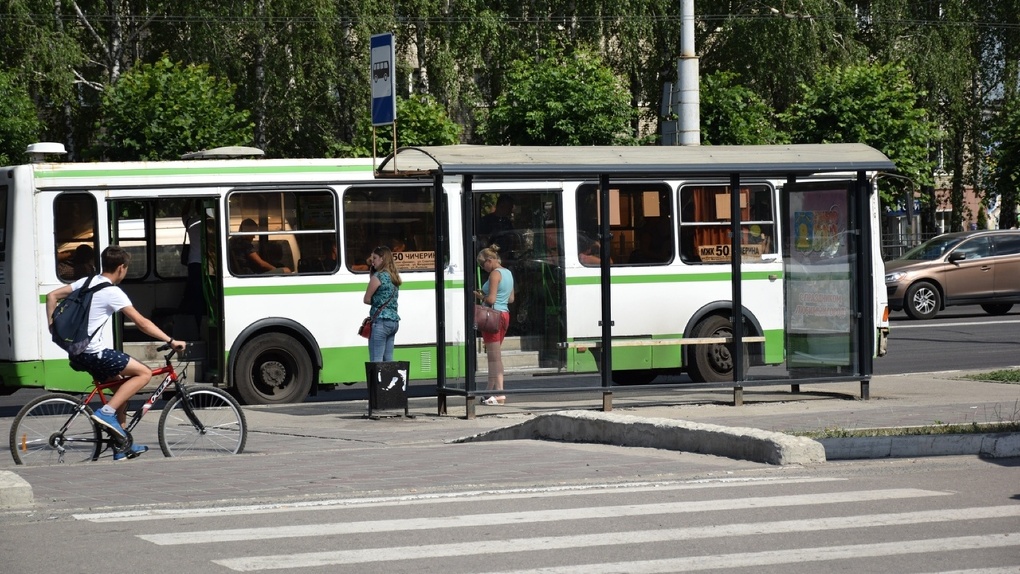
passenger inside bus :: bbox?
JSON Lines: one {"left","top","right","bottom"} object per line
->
{"left": 57, "top": 244, "right": 96, "bottom": 280}
{"left": 229, "top": 219, "right": 292, "bottom": 275}
{"left": 628, "top": 217, "right": 671, "bottom": 264}
{"left": 578, "top": 233, "right": 607, "bottom": 266}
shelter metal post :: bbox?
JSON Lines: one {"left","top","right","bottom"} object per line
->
{"left": 730, "top": 173, "right": 745, "bottom": 390}
{"left": 856, "top": 170, "right": 875, "bottom": 400}
{"left": 433, "top": 171, "right": 452, "bottom": 415}
{"left": 598, "top": 174, "right": 614, "bottom": 411}
{"left": 462, "top": 175, "right": 478, "bottom": 418}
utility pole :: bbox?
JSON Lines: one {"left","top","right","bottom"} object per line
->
{"left": 676, "top": 0, "right": 700, "bottom": 145}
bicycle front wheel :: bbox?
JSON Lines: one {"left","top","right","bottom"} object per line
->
{"left": 10, "top": 393, "right": 102, "bottom": 465}
{"left": 158, "top": 387, "right": 247, "bottom": 457}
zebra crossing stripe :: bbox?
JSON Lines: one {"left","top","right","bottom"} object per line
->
{"left": 212, "top": 530, "right": 1019, "bottom": 572}
{"left": 479, "top": 536, "right": 1020, "bottom": 574}
{"left": 139, "top": 488, "right": 949, "bottom": 545}
{"left": 77, "top": 476, "right": 844, "bottom": 523}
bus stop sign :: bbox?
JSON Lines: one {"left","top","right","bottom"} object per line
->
{"left": 370, "top": 33, "right": 396, "bottom": 126}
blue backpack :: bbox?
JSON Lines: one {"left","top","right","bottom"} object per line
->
{"left": 51, "top": 276, "right": 114, "bottom": 356}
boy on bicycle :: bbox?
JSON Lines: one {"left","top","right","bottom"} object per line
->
{"left": 46, "top": 245, "right": 187, "bottom": 460}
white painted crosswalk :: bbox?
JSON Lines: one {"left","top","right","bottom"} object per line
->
{"left": 75, "top": 476, "right": 1020, "bottom": 573}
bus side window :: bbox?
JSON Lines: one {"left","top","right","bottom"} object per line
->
{"left": 53, "top": 193, "right": 99, "bottom": 282}
{"left": 575, "top": 183, "right": 673, "bottom": 266}
{"left": 226, "top": 189, "right": 337, "bottom": 276}
{"left": 343, "top": 185, "right": 443, "bottom": 273}
{"left": 678, "top": 184, "right": 774, "bottom": 264}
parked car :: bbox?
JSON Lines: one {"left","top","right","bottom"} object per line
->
{"left": 885, "top": 229, "right": 1020, "bottom": 319}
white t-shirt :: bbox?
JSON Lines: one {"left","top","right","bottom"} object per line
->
{"left": 69, "top": 276, "right": 132, "bottom": 354}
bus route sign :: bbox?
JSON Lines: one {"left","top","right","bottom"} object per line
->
{"left": 370, "top": 33, "right": 396, "bottom": 126}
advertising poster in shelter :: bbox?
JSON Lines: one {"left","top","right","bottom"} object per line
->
{"left": 784, "top": 182, "right": 856, "bottom": 368}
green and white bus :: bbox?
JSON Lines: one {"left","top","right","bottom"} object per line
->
{"left": 0, "top": 143, "right": 892, "bottom": 404}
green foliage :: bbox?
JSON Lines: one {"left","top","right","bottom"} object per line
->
{"left": 782, "top": 63, "right": 939, "bottom": 206}
{"left": 699, "top": 71, "right": 787, "bottom": 145}
{"left": 94, "top": 57, "right": 253, "bottom": 161}
{"left": 990, "top": 98, "right": 1020, "bottom": 229}
{"left": 0, "top": 70, "right": 42, "bottom": 165}
{"left": 964, "top": 368, "right": 1020, "bottom": 383}
{"left": 333, "top": 94, "right": 462, "bottom": 158}
{"left": 698, "top": 0, "right": 867, "bottom": 114}
{"left": 481, "top": 43, "right": 637, "bottom": 146}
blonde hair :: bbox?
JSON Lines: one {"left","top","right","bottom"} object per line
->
{"left": 477, "top": 244, "right": 501, "bottom": 264}
{"left": 372, "top": 245, "right": 402, "bottom": 287}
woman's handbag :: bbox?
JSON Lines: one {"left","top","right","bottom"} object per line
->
{"left": 474, "top": 304, "right": 501, "bottom": 334}
{"left": 357, "top": 317, "right": 372, "bottom": 339}
{"left": 358, "top": 288, "right": 396, "bottom": 339}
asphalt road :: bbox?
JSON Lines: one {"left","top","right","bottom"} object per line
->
{"left": 878, "top": 306, "right": 1020, "bottom": 375}
{"left": 2, "top": 456, "right": 1017, "bottom": 574}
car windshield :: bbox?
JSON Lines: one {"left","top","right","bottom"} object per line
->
{"left": 899, "top": 235, "right": 966, "bottom": 261}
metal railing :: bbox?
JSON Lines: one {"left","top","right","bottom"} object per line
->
{"left": 881, "top": 232, "right": 938, "bottom": 260}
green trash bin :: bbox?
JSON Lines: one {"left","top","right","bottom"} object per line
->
{"left": 366, "top": 361, "right": 409, "bottom": 417}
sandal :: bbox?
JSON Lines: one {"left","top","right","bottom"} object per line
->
{"left": 481, "top": 396, "right": 505, "bottom": 406}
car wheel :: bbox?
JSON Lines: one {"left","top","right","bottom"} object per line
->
{"left": 904, "top": 281, "right": 940, "bottom": 320}
{"left": 980, "top": 303, "right": 1013, "bottom": 316}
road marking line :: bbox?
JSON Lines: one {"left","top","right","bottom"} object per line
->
{"left": 213, "top": 522, "right": 1020, "bottom": 571}
{"left": 478, "top": 535, "right": 1020, "bottom": 574}
{"left": 891, "top": 319, "right": 1020, "bottom": 329}
{"left": 140, "top": 488, "right": 951, "bottom": 546}
{"left": 76, "top": 476, "right": 843, "bottom": 523}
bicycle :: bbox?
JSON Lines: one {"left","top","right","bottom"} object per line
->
{"left": 9, "top": 344, "right": 247, "bottom": 465}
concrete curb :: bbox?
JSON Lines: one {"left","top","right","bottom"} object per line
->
{"left": 821, "top": 432, "right": 1020, "bottom": 460}
{"left": 454, "top": 410, "right": 827, "bottom": 466}
{"left": 0, "top": 471, "right": 33, "bottom": 509}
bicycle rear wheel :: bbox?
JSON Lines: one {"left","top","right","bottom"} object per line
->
{"left": 10, "top": 393, "right": 102, "bottom": 465}
{"left": 158, "top": 387, "right": 247, "bottom": 457}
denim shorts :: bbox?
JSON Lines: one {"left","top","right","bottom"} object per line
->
{"left": 69, "top": 349, "right": 130, "bottom": 382}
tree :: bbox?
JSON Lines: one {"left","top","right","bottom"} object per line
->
{"left": 481, "top": 43, "right": 636, "bottom": 145}
{"left": 990, "top": 97, "right": 1020, "bottom": 229}
{"left": 698, "top": 0, "right": 867, "bottom": 114}
{"left": 334, "top": 93, "right": 463, "bottom": 158}
{"left": 699, "top": 71, "right": 786, "bottom": 145}
{"left": 93, "top": 57, "right": 252, "bottom": 161}
{"left": 0, "top": 70, "right": 42, "bottom": 165}
{"left": 782, "top": 63, "right": 939, "bottom": 208}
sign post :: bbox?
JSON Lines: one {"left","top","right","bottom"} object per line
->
{"left": 370, "top": 33, "right": 396, "bottom": 126}
{"left": 370, "top": 33, "right": 397, "bottom": 166}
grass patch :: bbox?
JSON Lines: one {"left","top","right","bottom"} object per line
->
{"left": 961, "top": 368, "right": 1020, "bottom": 384}
{"left": 792, "top": 399, "right": 1020, "bottom": 439}
{"left": 795, "top": 420, "right": 1020, "bottom": 439}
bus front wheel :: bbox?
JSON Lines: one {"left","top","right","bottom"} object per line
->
{"left": 687, "top": 315, "right": 748, "bottom": 384}
{"left": 234, "top": 333, "right": 314, "bottom": 405}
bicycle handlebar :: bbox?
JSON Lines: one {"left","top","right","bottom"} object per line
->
{"left": 157, "top": 343, "right": 178, "bottom": 362}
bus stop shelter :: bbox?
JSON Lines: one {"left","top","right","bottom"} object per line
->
{"left": 377, "top": 144, "right": 896, "bottom": 418}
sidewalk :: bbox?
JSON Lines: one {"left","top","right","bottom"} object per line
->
{"left": 1, "top": 370, "right": 1018, "bottom": 513}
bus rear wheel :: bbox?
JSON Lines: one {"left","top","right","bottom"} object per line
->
{"left": 234, "top": 333, "right": 314, "bottom": 405}
{"left": 687, "top": 315, "right": 748, "bottom": 384}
